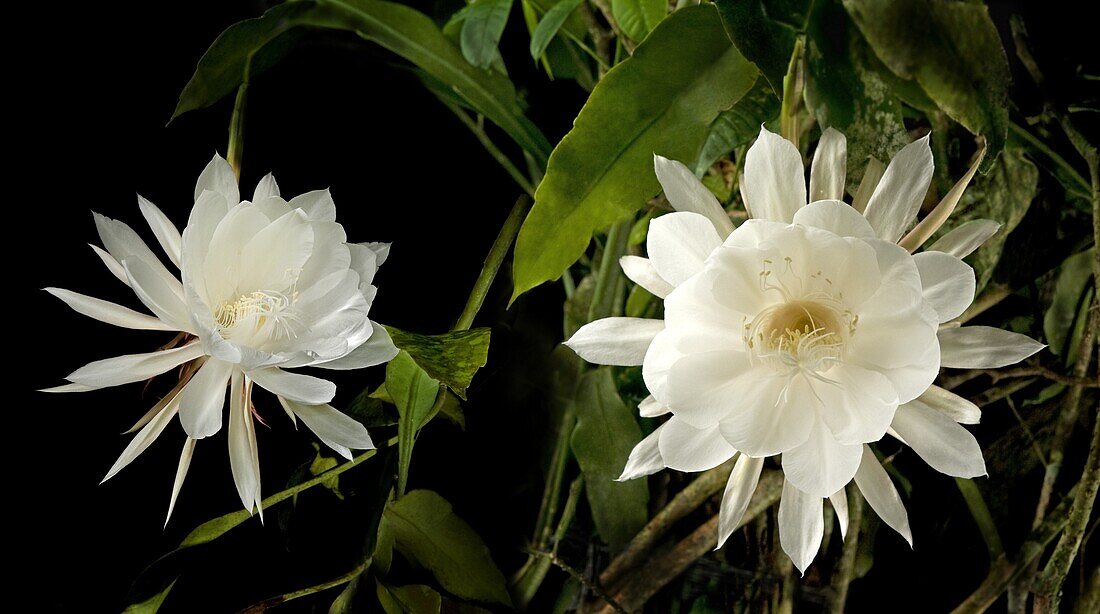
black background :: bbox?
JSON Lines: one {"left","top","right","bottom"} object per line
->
{"left": 11, "top": 0, "right": 1096, "bottom": 612}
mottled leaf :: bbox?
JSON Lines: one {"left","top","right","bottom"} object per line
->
{"left": 386, "top": 326, "right": 491, "bottom": 398}
{"left": 1043, "top": 249, "right": 1095, "bottom": 362}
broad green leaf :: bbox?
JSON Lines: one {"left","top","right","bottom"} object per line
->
{"left": 715, "top": 0, "right": 799, "bottom": 95}
{"left": 935, "top": 147, "right": 1038, "bottom": 291}
{"left": 122, "top": 578, "right": 177, "bottom": 614}
{"left": 512, "top": 4, "right": 758, "bottom": 299}
{"left": 1043, "top": 249, "right": 1095, "bottom": 362}
{"left": 612, "top": 0, "right": 666, "bottom": 43}
{"left": 174, "top": 0, "right": 550, "bottom": 165}
{"left": 387, "top": 351, "right": 441, "bottom": 496}
{"left": 529, "top": 0, "right": 584, "bottom": 60}
{"left": 842, "top": 0, "right": 1010, "bottom": 170}
{"left": 386, "top": 326, "right": 491, "bottom": 398}
{"left": 376, "top": 580, "right": 442, "bottom": 614}
{"left": 693, "top": 77, "right": 779, "bottom": 175}
{"left": 570, "top": 368, "right": 649, "bottom": 550}
{"left": 329, "top": 573, "right": 366, "bottom": 613}
{"left": 804, "top": 0, "right": 909, "bottom": 190}
{"left": 385, "top": 490, "right": 512, "bottom": 605}
{"left": 461, "top": 0, "right": 514, "bottom": 69}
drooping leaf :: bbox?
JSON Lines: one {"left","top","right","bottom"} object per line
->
{"left": 386, "top": 326, "right": 491, "bottom": 398}
{"left": 461, "top": 0, "right": 514, "bottom": 69}
{"left": 842, "top": 0, "right": 1011, "bottom": 170}
{"left": 1043, "top": 249, "right": 1095, "bottom": 363}
{"left": 375, "top": 580, "right": 442, "bottom": 614}
{"left": 528, "top": 0, "right": 584, "bottom": 60}
{"left": 512, "top": 4, "right": 758, "bottom": 299}
{"left": 387, "top": 351, "right": 441, "bottom": 496}
{"left": 612, "top": 0, "right": 667, "bottom": 43}
{"left": 934, "top": 147, "right": 1038, "bottom": 291}
{"left": 693, "top": 77, "right": 780, "bottom": 175}
{"left": 122, "top": 578, "right": 177, "bottom": 614}
{"left": 714, "top": 0, "right": 799, "bottom": 95}
{"left": 570, "top": 368, "right": 649, "bottom": 550}
{"left": 173, "top": 0, "right": 550, "bottom": 165}
{"left": 804, "top": 0, "right": 910, "bottom": 190}
{"left": 384, "top": 490, "right": 512, "bottom": 605}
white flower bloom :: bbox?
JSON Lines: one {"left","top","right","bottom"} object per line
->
{"left": 44, "top": 154, "right": 398, "bottom": 521}
{"left": 567, "top": 127, "right": 1044, "bottom": 573}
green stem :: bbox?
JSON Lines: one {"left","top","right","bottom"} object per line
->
{"left": 779, "top": 37, "right": 806, "bottom": 149}
{"left": 1008, "top": 122, "right": 1091, "bottom": 198}
{"left": 444, "top": 103, "right": 537, "bottom": 198}
{"left": 956, "top": 478, "right": 1005, "bottom": 561}
{"left": 588, "top": 220, "right": 630, "bottom": 322}
{"left": 455, "top": 196, "right": 532, "bottom": 331}
{"left": 226, "top": 60, "right": 250, "bottom": 180}
{"left": 242, "top": 561, "right": 369, "bottom": 611}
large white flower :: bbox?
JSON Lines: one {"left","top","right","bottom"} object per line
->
{"left": 44, "top": 154, "right": 399, "bottom": 521}
{"left": 566, "top": 128, "right": 1044, "bottom": 573}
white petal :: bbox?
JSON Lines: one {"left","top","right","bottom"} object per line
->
{"left": 194, "top": 153, "right": 239, "bottom": 205}
{"left": 653, "top": 154, "right": 734, "bottom": 237}
{"left": 45, "top": 288, "right": 175, "bottom": 331}
{"left": 854, "top": 445, "right": 912, "bottom": 546}
{"left": 915, "top": 385, "right": 980, "bottom": 425}
{"left": 891, "top": 401, "right": 986, "bottom": 477}
{"left": 830, "top": 490, "right": 849, "bottom": 539}
{"left": 811, "top": 364, "right": 899, "bottom": 445}
{"left": 666, "top": 350, "right": 754, "bottom": 428}
{"left": 178, "top": 359, "right": 233, "bottom": 439}
{"left": 138, "top": 195, "right": 182, "bottom": 267}
{"left": 741, "top": 126, "right": 807, "bottom": 223}
{"left": 658, "top": 416, "right": 737, "bottom": 472}
{"left": 792, "top": 200, "right": 875, "bottom": 238}
{"left": 288, "top": 189, "right": 337, "bottom": 222}
{"left": 851, "top": 157, "right": 885, "bottom": 214}
{"left": 253, "top": 173, "right": 280, "bottom": 201}
{"left": 238, "top": 208, "right": 315, "bottom": 293}
{"left": 123, "top": 259, "right": 191, "bottom": 331}
{"left": 362, "top": 242, "right": 391, "bottom": 267}
{"left": 92, "top": 212, "right": 171, "bottom": 276}
{"left": 642, "top": 328, "right": 682, "bottom": 405}
{"left": 283, "top": 398, "right": 374, "bottom": 460}
{"left": 782, "top": 419, "right": 863, "bottom": 497}
{"left": 716, "top": 454, "right": 765, "bottom": 548}
{"left": 714, "top": 370, "right": 816, "bottom": 456}
{"left": 899, "top": 146, "right": 986, "bottom": 252}
{"left": 314, "top": 321, "right": 399, "bottom": 370}
{"left": 778, "top": 480, "right": 824, "bottom": 575}
{"left": 809, "top": 128, "right": 847, "bottom": 202}
{"left": 863, "top": 136, "right": 933, "bottom": 242}
{"left": 66, "top": 342, "right": 203, "bottom": 388}
{"left": 618, "top": 424, "right": 666, "bottom": 481}
{"left": 102, "top": 397, "right": 180, "bottom": 483}
{"left": 927, "top": 220, "right": 1001, "bottom": 259}
{"left": 90, "top": 244, "right": 130, "bottom": 286}
{"left": 40, "top": 383, "right": 99, "bottom": 393}
{"left": 229, "top": 372, "right": 262, "bottom": 514}
{"left": 165, "top": 437, "right": 196, "bottom": 526}
{"left": 125, "top": 376, "right": 190, "bottom": 434}
{"left": 565, "top": 317, "right": 664, "bottom": 366}
{"left": 349, "top": 242, "right": 380, "bottom": 288}
{"left": 938, "top": 326, "right": 1046, "bottom": 368}
{"left": 249, "top": 367, "right": 336, "bottom": 404}
{"left": 914, "top": 251, "right": 975, "bottom": 323}
{"left": 647, "top": 212, "right": 723, "bottom": 286}
{"left": 638, "top": 395, "right": 669, "bottom": 418}
{"left": 620, "top": 256, "right": 675, "bottom": 298}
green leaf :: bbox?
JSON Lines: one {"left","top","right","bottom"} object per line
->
{"left": 935, "top": 147, "right": 1038, "bottom": 291}
{"left": 842, "top": 0, "right": 1010, "bottom": 170}
{"left": 174, "top": 0, "right": 550, "bottom": 165}
{"left": 461, "top": 0, "right": 514, "bottom": 69}
{"left": 612, "top": 0, "right": 667, "bottom": 42}
{"left": 386, "top": 326, "right": 491, "bottom": 398}
{"left": 570, "top": 368, "right": 649, "bottom": 550}
{"left": 693, "top": 77, "right": 779, "bottom": 175}
{"left": 714, "top": 0, "right": 799, "bottom": 95}
{"left": 804, "top": 0, "right": 909, "bottom": 190}
{"left": 376, "top": 580, "right": 442, "bottom": 614}
{"left": 387, "top": 351, "right": 441, "bottom": 496}
{"left": 384, "top": 490, "right": 512, "bottom": 605}
{"left": 346, "top": 388, "right": 399, "bottom": 427}
{"left": 1043, "top": 249, "right": 1095, "bottom": 362}
{"left": 329, "top": 573, "right": 367, "bottom": 614}
{"left": 529, "top": 0, "right": 584, "bottom": 60}
{"left": 512, "top": 4, "right": 758, "bottom": 299}
{"left": 122, "top": 578, "right": 177, "bottom": 614}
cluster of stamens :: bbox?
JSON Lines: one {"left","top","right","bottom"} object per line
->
{"left": 214, "top": 290, "right": 301, "bottom": 341}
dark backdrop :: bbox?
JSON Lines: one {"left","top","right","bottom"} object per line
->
{"left": 11, "top": 1, "right": 1095, "bottom": 612}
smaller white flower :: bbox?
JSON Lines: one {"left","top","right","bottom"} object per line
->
{"left": 567, "top": 128, "right": 1045, "bottom": 573}
{"left": 45, "top": 154, "right": 399, "bottom": 521}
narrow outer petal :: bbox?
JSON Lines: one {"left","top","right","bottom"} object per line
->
{"left": 809, "top": 128, "right": 847, "bottom": 202}
{"left": 138, "top": 195, "right": 183, "bottom": 267}
{"left": 717, "top": 454, "right": 764, "bottom": 548}
{"left": 742, "top": 127, "right": 807, "bottom": 223}
{"left": 165, "top": 437, "right": 196, "bottom": 526}
{"left": 620, "top": 256, "right": 675, "bottom": 298}
{"left": 854, "top": 445, "right": 913, "bottom": 546}
{"left": 178, "top": 359, "right": 232, "bottom": 439}
{"left": 618, "top": 424, "right": 666, "bottom": 481}
{"left": 778, "top": 480, "right": 824, "bottom": 575}
{"left": 565, "top": 317, "right": 664, "bottom": 366}
{"left": 653, "top": 154, "right": 735, "bottom": 236}
{"left": 284, "top": 399, "right": 375, "bottom": 460}
{"left": 45, "top": 287, "right": 175, "bottom": 331}
{"left": 927, "top": 219, "right": 1001, "bottom": 259}
{"left": 938, "top": 326, "right": 1046, "bottom": 368}
{"left": 891, "top": 402, "right": 986, "bottom": 478}
{"left": 249, "top": 367, "right": 336, "bottom": 405}
{"left": 863, "top": 136, "right": 933, "bottom": 242}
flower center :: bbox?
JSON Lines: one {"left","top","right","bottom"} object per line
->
{"left": 214, "top": 290, "right": 300, "bottom": 343}
{"left": 744, "top": 299, "right": 856, "bottom": 373}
